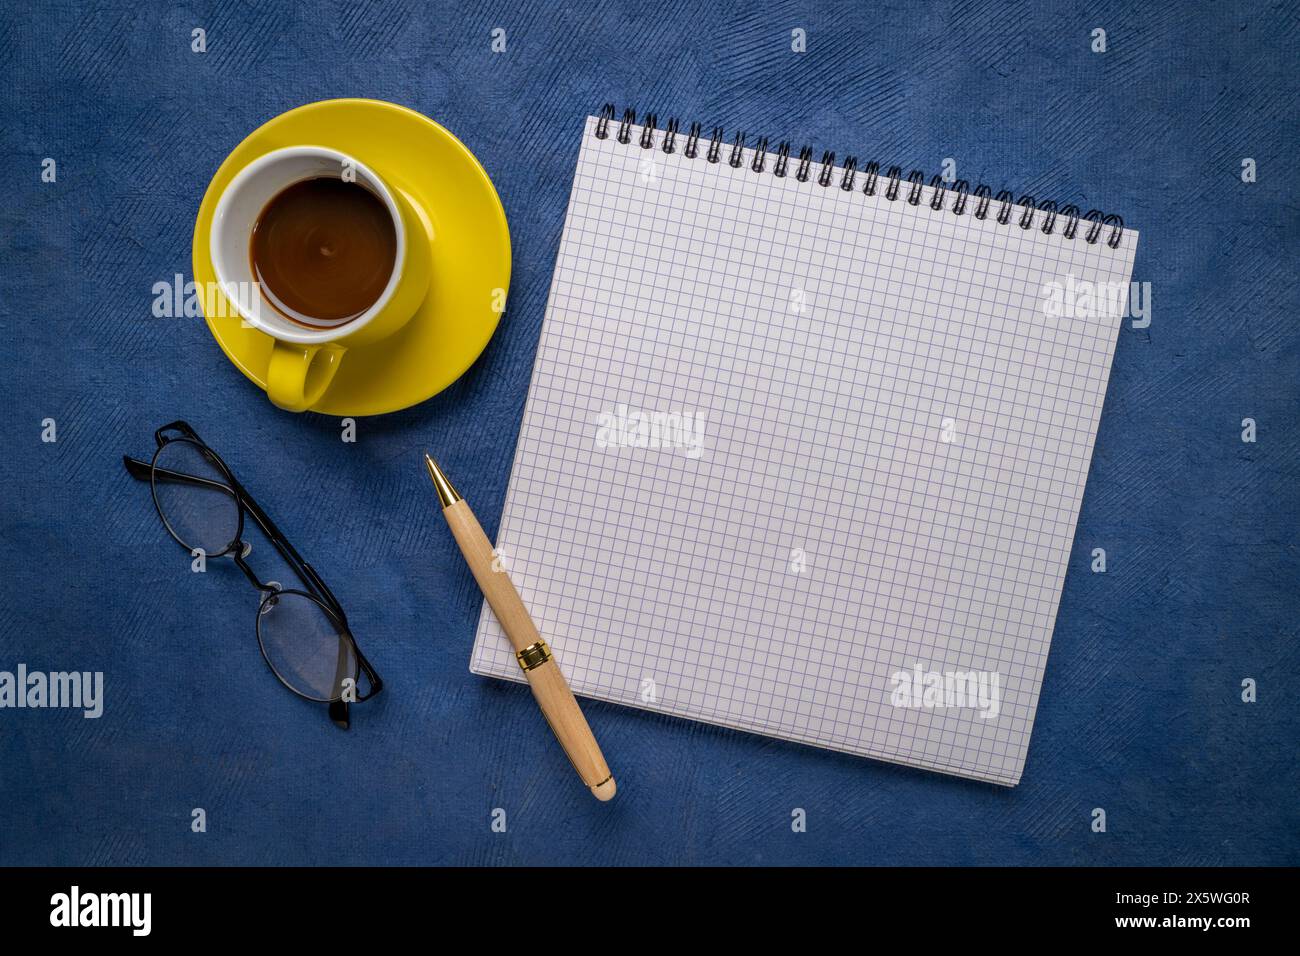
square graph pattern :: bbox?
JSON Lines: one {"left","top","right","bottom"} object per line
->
{"left": 473, "top": 116, "right": 1139, "bottom": 785}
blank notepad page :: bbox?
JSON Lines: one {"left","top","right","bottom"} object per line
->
{"left": 472, "top": 115, "right": 1138, "bottom": 785}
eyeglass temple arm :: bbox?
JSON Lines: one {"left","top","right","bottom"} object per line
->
{"left": 325, "top": 635, "right": 381, "bottom": 726}
{"left": 355, "top": 647, "right": 383, "bottom": 699}
{"left": 124, "top": 455, "right": 227, "bottom": 491}
{"left": 122, "top": 454, "right": 347, "bottom": 620}
{"left": 328, "top": 699, "right": 350, "bottom": 730}
{"left": 222, "top": 473, "right": 348, "bottom": 620}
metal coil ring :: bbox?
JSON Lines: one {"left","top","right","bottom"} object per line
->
{"left": 1059, "top": 204, "right": 1081, "bottom": 239}
{"left": 617, "top": 108, "right": 635, "bottom": 144}
{"left": 751, "top": 136, "right": 769, "bottom": 173}
{"left": 1083, "top": 209, "right": 1105, "bottom": 244}
{"left": 706, "top": 127, "right": 723, "bottom": 163}
{"left": 906, "top": 170, "right": 925, "bottom": 205}
{"left": 862, "top": 161, "right": 880, "bottom": 196}
{"left": 1037, "top": 199, "right": 1058, "bottom": 235}
{"left": 796, "top": 146, "right": 813, "bottom": 182}
{"left": 817, "top": 151, "right": 836, "bottom": 186}
{"left": 1016, "top": 195, "right": 1036, "bottom": 229}
{"left": 885, "top": 166, "right": 903, "bottom": 200}
{"left": 928, "top": 175, "right": 946, "bottom": 211}
{"left": 596, "top": 103, "right": 615, "bottom": 139}
{"left": 684, "top": 122, "right": 701, "bottom": 159}
{"left": 951, "top": 179, "right": 970, "bottom": 215}
{"left": 639, "top": 114, "right": 657, "bottom": 149}
{"left": 662, "top": 117, "right": 679, "bottom": 154}
{"left": 973, "top": 184, "right": 993, "bottom": 219}
{"left": 773, "top": 142, "right": 791, "bottom": 177}
{"left": 995, "top": 190, "right": 1015, "bottom": 225}
{"left": 729, "top": 131, "right": 746, "bottom": 168}
{"left": 1103, "top": 213, "right": 1125, "bottom": 249}
{"left": 841, "top": 156, "right": 858, "bottom": 191}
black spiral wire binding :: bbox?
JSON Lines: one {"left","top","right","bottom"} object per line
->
{"left": 595, "top": 104, "right": 1126, "bottom": 248}
{"left": 951, "top": 179, "right": 970, "bottom": 214}
{"left": 795, "top": 147, "right": 813, "bottom": 182}
{"left": 639, "top": 114, "right": 657, "bottom": 149}
{"left": 994, "top": 190, "right": 1015, "bottom": 224}
{"left": 817, "top": 151, "right": 836, "bottom": 187}
{"left": 885, "top": 166, "right": 902, "bottom": 201}
{"left": 728, "top": 131, "right": 746, "bottom": 168}
{"left": 928, "top": 175, "right": 946, "bottom": 210}
{"left": 706, "top": 127, "right": 724, "bottom": 164}
{"left": 773, "top": 142, "right": 791, "bottom": 177}
{"left": 661, "top": 117, "right": 679, "bottom": 153}
{"left": 862, "top": 161, "right": 880, "bottom": 196}
{"left": 841, "top": 157, "right": 858, "bottom": 191}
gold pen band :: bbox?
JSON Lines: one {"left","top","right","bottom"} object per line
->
{"left": 516, "top": 640, "right": 552, "bottom": 671}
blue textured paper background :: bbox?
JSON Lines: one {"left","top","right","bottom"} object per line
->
{"left": 1, "top": 0, "right": 1296, "bottom": 866}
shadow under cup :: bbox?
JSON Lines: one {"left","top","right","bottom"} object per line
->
{"left": 208, "top": 146, "right": 430, "bottom": 411}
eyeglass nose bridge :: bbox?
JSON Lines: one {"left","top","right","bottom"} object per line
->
{"left": 257, "top": 581, "right": 284, "bottom": 614}
{"left": 232, "top": 543, "right": 281, "bottom": 596}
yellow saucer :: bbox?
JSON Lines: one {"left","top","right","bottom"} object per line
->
{"left": 193, "top": 98, "right": 510, "bottom": 416}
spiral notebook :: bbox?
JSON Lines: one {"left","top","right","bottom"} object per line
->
{"left": 472, "top": 106, "right": 1138, "bottom": 785}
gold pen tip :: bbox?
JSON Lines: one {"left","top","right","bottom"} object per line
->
{"left": 423, "top": 452, "right": 462, "bottom": 507}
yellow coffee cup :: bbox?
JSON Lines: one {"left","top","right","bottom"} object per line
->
{"left": 209, "top": 146, "right": 430, "bottom": 412}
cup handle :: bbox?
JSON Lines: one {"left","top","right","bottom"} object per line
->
{"left": 266, "top": 341, "right": 345, "bottom": 412}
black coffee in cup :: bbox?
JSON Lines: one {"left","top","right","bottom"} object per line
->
{"left": 250, "top": 177, "right": 397, "bottom": 327}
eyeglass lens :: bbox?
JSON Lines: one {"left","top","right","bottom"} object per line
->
{"left": 258, "top": 590, "right": 358, "bottom": 701}
{"left": 151, "top": 438, "right": 241, "bottom": 557}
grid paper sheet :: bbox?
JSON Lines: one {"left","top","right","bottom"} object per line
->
{"left": 472, "top": 116, "right": 1138, "bottom": 785}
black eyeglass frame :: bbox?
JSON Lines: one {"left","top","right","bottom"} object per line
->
{"left": 123, "top": 420, "right": 382, "bottom": 726}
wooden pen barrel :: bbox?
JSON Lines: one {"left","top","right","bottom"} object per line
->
{"left": 442, "top": 498, "right": 616, "bottom": 801}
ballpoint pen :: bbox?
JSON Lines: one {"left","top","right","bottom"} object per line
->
{"left": 424, "top": 453, "right": 616, "bottom": 801}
